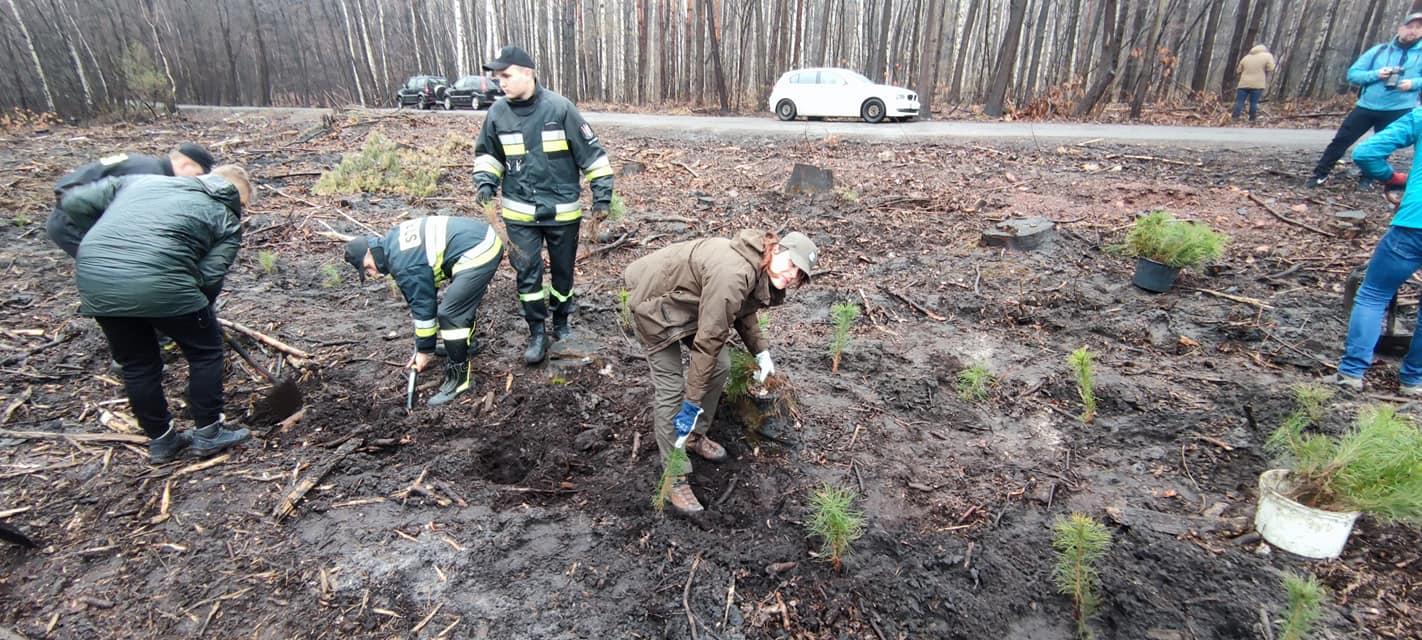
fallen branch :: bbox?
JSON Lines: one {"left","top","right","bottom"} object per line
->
{"left": 0, "top": 332, "right": 74, "bottom": 366}
{"left": 1104, "top": 153, "right": 1203, "bottom": 167}
{"left": 2, "top": 386, "right": 32, "bottom": 425}
{"left": 684, "top": 552, "right": 703, "bottom": 640}
{"left": 218, "top": 318, "right": 312, "bottom": 361}
{"left": 1189, "top": 288, "right": 1274, "bottom": 309}
{"left": 0, "top": 430, "right": 147, "bottom": 444}
{"left": 1246, "top": 193, "right": 1336, "bottom": 238}
{"left": 274, "top": 439, "right": 360, "bottom": 520}
{"left": 882, "top": 287, "right": 946, "bottom": 321}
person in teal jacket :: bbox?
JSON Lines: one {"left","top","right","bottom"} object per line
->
{"left": 1309, "top": 13, "right": 1422, "bottom": 188}
{"left": 1327, "top": 106, "right": 1422, "bottom": 394}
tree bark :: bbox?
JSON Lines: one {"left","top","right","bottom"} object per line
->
{"left": 1129, "top": 0, "right": 1167, "bottom": 119}
{"left": 337, "top": 0, "right": 368, "bottom": 104}
{"left": 141, "top": 0, "right": 179, "bottom": 111}
{"left": 984, "top": 0, "right": 1027, "bottom": 117}
{"left": 47, "top": 0, "right": 93, "bottom": 110}
{"left": 562, "top": 0, "right": 578, "bottom": 101}
{"left": 947, "top": 0, "right": 978, "bottom": 102}
{"left": 1219, "top": 0, "right": 1252, "bottom": 98}
{"left": 1189, "top": 0, "right": 1224, "bottom": 93}
{"left": 247, "top": 0, "right": 272, "bottom": 106}
{"left": 915, "top": 0, "right": 945, "bottom": 118}
{"left": 1073, "top": 0, "right": 1125, "bottom": 117}
{"left": 1298, "top": 0, "right": 1343, "bottom": 98}
{"left": 704, "top": 0, "right": 729, "bottom": 111}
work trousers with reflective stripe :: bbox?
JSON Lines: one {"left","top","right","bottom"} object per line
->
{"left": 438, "top": 254, "right": 501, "bottom": 364}
{"left": 508, "top": 221, "right": 579, "bottom": 326}
{"left": 647, "top": 338, "right": 730, "bottom": 473}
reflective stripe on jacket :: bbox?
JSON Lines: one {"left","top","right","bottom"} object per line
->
{"left": 370, "top": 216, "right": 502, "bottom": 351}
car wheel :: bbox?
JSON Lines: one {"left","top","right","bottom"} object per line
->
{"left": 396, "top": 100, "right": 404, "bottom": 110}
{"left": 861, "top": 98, "right": 886, "bottom": 124}
{"left": 775, "top": 99, "right": 797, "bottom": 121}
{"left": 443, "top": 97, "right": 452, "bottom": 110}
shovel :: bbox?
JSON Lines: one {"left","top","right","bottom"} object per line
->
{"left": 224, "top": 332, "right": 305, "bottom": 425}
{"left": 405, "top": 348, "right": 418, "bottom": 411}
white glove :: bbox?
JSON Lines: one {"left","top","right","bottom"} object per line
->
{"left": 754, "top": 351, "right": 775, "bottom": 383}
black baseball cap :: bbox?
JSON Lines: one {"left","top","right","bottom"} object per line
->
{"left": 174, "top": 143, "right": 214, "bottom": 173}
{"left": 344, "top": 236, "right": 372, "bottom": 283}
{"left": 483, "top": 46, "right": 536, "bottom": 71}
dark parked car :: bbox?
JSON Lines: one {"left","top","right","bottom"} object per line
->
{"left": 447, "top": 75, "right": 503, "bottom": 110}
{"left": 395, "top": 75, "right": 450, "bottom": 110}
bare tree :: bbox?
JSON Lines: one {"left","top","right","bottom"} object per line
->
{"left": 984, "top": 0, "right": 1027, "bottom": 117}
{"left": 337, "top": 0, "right": 368, "bottom": 104}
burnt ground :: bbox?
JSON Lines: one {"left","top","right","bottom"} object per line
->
{"left": 0, "top": 109, "right": 1418, "bottom": 640}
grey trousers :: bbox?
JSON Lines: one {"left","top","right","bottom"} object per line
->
{"left": 646, "top": 340, "right": 730, "bottom": 473}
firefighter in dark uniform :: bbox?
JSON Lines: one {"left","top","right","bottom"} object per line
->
{"left": 47, "top": 143, "right": 215, "bottom": 257}
{"left": 473, "top": 46, "right": 614, "bottom": 365}
{"left": 344, "top": 216, "right": 505, "bottom": 406}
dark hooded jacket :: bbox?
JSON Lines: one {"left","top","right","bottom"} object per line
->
{"left": 624, "top": 229, "right": 784, "bottom": 401}
{"left": 61, "top": 174, "right": 243, "bottom": 317}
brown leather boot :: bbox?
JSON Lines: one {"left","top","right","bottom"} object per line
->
{"left": 667, "top": 477, "right": 704, "bottom": 515}
{"left": 686, "top": 434, "right": 728, "bottom": 463}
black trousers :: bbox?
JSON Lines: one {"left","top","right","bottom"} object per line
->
{"left": 507, "top": 221, "right": 579, "bottom": 325}
{"left": 438, "top": 256, "right": 501, "bottom": 363}
{"left": 1313, "top": 106, "right": 1413, "bottom": 179}
{"left": 96, "top": 306, "right": 224, "bottom": 438}
{"left": 45, "top": 206, "right": 82, "bottom": 258}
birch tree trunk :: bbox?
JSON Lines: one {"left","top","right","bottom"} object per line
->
{"left": 454, "top": 0, "right": 468, "bottom": 77}
{"left": 64, "top": 0, "right": 110, "bottom": 104}
{"left": 337, "top": 0, "right": 368, "bottom": 104}
{"left": 355, "top": 0, "right": 383, "bottom": 94}
{"left": 46, "top": 0, "right": 93, "bottom": 109}
{"left": 1298, "top": 0, "right": 1343, "bottom": 97}
{"left": 141, "top": 0, "right": 179, "bottom": 111}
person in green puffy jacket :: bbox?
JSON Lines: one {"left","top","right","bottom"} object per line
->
{"left": 58, "top": 165, "right": 255, "bottom": 464}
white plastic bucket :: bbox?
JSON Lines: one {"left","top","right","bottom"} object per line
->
{"left": 1254, "top": 469, "right": 1360, "bottom": 559}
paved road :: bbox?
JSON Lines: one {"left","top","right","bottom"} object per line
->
{"left": 184, "top": 104, "right": 1338, "bottom": 148}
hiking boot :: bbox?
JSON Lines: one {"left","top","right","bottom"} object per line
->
{"left": 667, "top": 477, "right": 704, "bottom": 515}
{"left": 190, "top": 415, "right": 251, "bottom": 457}
{"left": 428, "top": 361, "right": 472, "bottom": 406}
{"left": 1321, "top": 373, "right": 1363, "bottom": 391}
{"left": 686, "top": 433, "right": 728, "bottom": 463}
{"left": 1400, "top": 382, "right": 1422, "bottom": 398}
{"left": 523, "top": 325, "right": 550, "bottom": 365}
{"left": 552, "top": 315, "right": 573, "bottom": 341}
{"left": 148, "top": 424, "right": 191, "bottom": 465}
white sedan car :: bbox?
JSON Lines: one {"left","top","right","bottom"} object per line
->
{"left": 768, "top": 68, "right": 919, "bottom": 123}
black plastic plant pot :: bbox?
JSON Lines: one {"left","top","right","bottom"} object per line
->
{"left": 1132, "top": 257, "right": 1180, "bottom": 293}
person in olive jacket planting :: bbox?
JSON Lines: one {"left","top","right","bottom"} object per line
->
{"left": 59, "top": 166, "right": 254, "bottom": 464}
{"left": 623, "top": 229, "right": 818, "bottom": 515}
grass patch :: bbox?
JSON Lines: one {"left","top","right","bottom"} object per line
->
{"left": 313, "top": 131, "right": 443, "bottom": 197}
{"left": 12, "top": 214, "right": 32, "bottom": 227}
{"left": 806, "top": 484, "right": 866, "bottom": 571}
{"left": 320, "top": 263, "right": 344, "bottom": 288}
{"left": 1052, "top": 513, "right": 1112, "bottom": 640}
{"left": 957, "top": 364, "right": 993, "bottom": 401}
{"left": 1068, "top": 347, "right": 1096, "bottom": 423}
{"left": 828, "top": 303, "right": 859, "bottom": 373}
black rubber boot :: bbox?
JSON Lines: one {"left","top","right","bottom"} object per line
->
{"left": 523, "top": 324, "right": 550, "bottom": 365}
{"left": 148, "top": 424, "right": 191, "bottom": 465}
{"left": 552, "top": 315, "right": 572, "bottom": 341}
{"left": 428, "top": 361, "right": 471, "bottom": 406}
{"left": 190, "top": 415, "right": 251, "bottom": 457}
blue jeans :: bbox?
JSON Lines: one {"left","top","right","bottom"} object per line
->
{"left": 1232, "top": 89, "right": 1262, "bottom": 120}
{"left": 1340, "top": 225, "right": 1422, "bottom": 384}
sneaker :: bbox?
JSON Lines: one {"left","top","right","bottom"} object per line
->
{"left": 1321, "top": 373, "right": 1363, "bottom": 391}
{"left": 1400, "top": 383, "right": 1422, "bottom": 398}
{"left": 1306, "top": 176, "right": 1327, "bottom": 189}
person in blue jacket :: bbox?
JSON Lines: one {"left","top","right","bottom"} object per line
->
{"left": 1326, "top": 107, "right": 1422, "bottom": 394}
{"left": 1308, "top": 13, "right": 1422, "bottom": 188}
{"left": 344, "top": 216, "right": 504, "bottom": 406}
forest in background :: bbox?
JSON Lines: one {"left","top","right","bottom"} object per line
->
{"left": 5, "top": 0, "right": 1422, "bottom": 120}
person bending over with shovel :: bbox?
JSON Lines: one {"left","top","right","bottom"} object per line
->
{"left": 1327, "top": 106, "right": 1422, "bottom": 395}
{"left": 344, "top": 216, "right": 504, "bottom": 406}
{"left": 58, "top": 166, "right": 253, "bottom": 464}
{"left": 623, "top": 229, "right": 817, "bottom": 515}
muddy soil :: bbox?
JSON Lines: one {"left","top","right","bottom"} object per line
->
{"left": 0, "top": 111, "right": 1418, "bottom": 639}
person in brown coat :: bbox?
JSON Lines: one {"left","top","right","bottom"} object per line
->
{"left": 624, "top": 230, "right": 818, "bottom": 515}
{"left": 1233, "top": 44, "right": 1277, "bottom": 122}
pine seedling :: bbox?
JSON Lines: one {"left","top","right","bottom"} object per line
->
{"left": 1052, "top": 513, "right": 1112, "bottom": 640}
{"left": 1265, "top": 384, "right": 1334, "bottom": 455}
{"left": 607, "top": 191, "right": 627, "bottom": 222}
{"left": 320, "top": 263, "right": 343, "bottom": 288}
{"left": 1279, "top": 573, "right": 1325, "bottom": 640}
{"left": 617, "top": 288, "right": 632, "bottom": 328}
{"left": 758, "top": 312, "right": 770, "bottom": 332}
{"left": 828, "top": 303, "right": 860, "bottom": 373}
{"left": 957, "top": 364, "right": 993, "bottom": 401}
{"left": 652, "top": 447, "right": 691, "bottom": 512}
{"left": 806, "top": 484, "right": 866, "bottom": 571}
{"left": 724, "top": 349, "right": 758, "bottom": 400}
{"left": 257, "top": 250, "right": 278, "bottom": 276}
{"left": 1068, "top": 347, "right": 1096, "bottom": 423}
